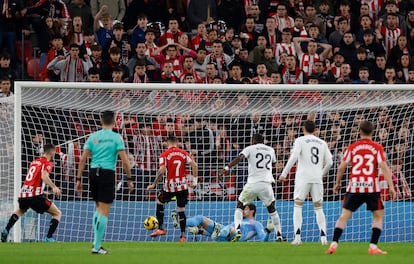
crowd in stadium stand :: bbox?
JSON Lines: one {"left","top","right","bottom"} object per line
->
{"left": 1, "top": 0, "right": 414, "bottom": 88}
{"left": 1, "top": 0, "right": 414, "bottom": 201}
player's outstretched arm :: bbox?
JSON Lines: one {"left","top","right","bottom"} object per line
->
{"left": 322, "top": 143, "right": 334, "bottom": 176}
{"left": 41, "top": 171, "right": 61, "bottom": 196}
{"left": 147, "top": 166, "right": 165, "bottom": 191}
{"left": 379, "top": 161, "right": 397, "bottom": 200}
{"left": 334, "top": 160, "right": 347, "bottom": 194}
{"left": 219, "top": 154, "right": 245, "bottom": 177}
{"left": 279, "top": 140, "right": 300, "bottom": 182}
{"left": 190, "top": 160, "right": 198, "bottom": 187}
{"left": 118, "top": 150, "right": 134, "bottom": 193}
{"left": 76, "top": 149, "right": 91, "bottom": 195}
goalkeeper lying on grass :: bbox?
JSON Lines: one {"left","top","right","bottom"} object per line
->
{"left": 183, "top": 204, "right": 274, "bottom": 242}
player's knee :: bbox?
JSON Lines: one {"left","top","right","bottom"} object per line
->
{"left": 313, "top": 201, "right": 322, "bottom": 208}
{"left": 16, "top": 208, "right": 26, "bottom": 217}
{"left": 294, "top": 199, "right": 304, "bottom": 206}
{"left": 52, "top": 208, "right": 62, "bottom": 220}
{"left": 266, "top": 202, "right": 276, "bottom": 213}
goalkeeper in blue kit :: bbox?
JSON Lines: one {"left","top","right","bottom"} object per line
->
{"left": 185, "top": 204, "right": 274, "bottom": 242}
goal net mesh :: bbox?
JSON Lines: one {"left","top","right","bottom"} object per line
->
{"left": 3, "top": 83, "right": 414, "bottom": 242}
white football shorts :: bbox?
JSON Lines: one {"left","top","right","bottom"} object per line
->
{"left": 238, "top": 182, "right": 275, "bottom": 207}
{"left": 294, "top": 182, "right": 324, "bottom": 203}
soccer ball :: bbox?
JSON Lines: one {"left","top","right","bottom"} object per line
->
{"left": 144, "top": 216, "right": 159, "bottom": 230}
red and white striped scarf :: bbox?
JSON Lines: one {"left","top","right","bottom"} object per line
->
{"left": 62, "top": 56, "right": 85, "bottom": 82}
{"left": 300, "top": 52, "right": 320, "bottom": 77}
{"left": 331, "top": 65, "right": 341, "bottom": 78}
{"left": 275, "top": 15, "right": 293, "bottom": 31}
{"left": 282, "top": 67, "right": 303, "bottom": 84}
{"left": 133, "top": 72, "right": 150, "bottom": 83}
{"left": 161, "top": 72, "right": 177, "bottom": 83}
{"left": 209, "top": 54, "right": 227, "bottom": 80}
{"left": 191, "top": 35, "right": 204, "bottom": 50}
{"left": 292, "top": 26, "right": 308, "bottom": 37}
{"left": 73, "top": 32, "right": 84, "bottom": 46}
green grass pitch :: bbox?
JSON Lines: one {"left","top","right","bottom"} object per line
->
{"left": 1, "top": 242, "right": 413, "bottom": 264}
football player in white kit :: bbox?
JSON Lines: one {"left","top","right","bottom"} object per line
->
{"left": 220, "top": 134, "right": 285, "bottom": 242}
{"left": 279, "top": 120, "right": 333, "bottom": 245}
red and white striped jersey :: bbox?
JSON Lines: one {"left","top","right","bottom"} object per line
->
{"left": 20, "top": 157, "right": 53, "bottom": 198}
{"left": 160, "top": 147, "right": 193, "bottom": 192}
{"left": 298, "top": 52, "right": 320, "bottom": 77}
{"left": 380, "top": 25, "right": 403, "bottom": 56}
{"left": 361, "top": 0, "right": 384, "bottom": 26}
{"left": 145, "top": 43, "right": 158, "bottom": 57}
{"left": 275, "top": 42, "right": 296, "bottom": 64}
{"left": 342, "top": 139, "right": 386, "bottom": 193}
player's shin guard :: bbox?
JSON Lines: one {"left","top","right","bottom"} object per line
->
{"left": 314, "top": 207, "right": 327, "bottom": 237}
{"left": 234, "top": 208, "right": 243, "bottom": 230}
{"left": 5, "top": 214, "right": 19, "bottom": 232}
{"left": 178, "top": 211, "right": 186, "bottom": 235}
{"left": 156, "top": 204, "right": 165, "bottom": 229}
{"left": 46, "top": 218, "right": 59, "bottom": 238}
{"left": 293, "top": 205, "right": 303, "bottom": 239}
{"left": 270, "top": 211, "right": 282, "bottom": 237}
{"left": 94, "top": 213, "right": 108, "bottom": 250}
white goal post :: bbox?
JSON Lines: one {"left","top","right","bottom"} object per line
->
{"left": 3, "top": 81, "right": 414, "bottom": 243}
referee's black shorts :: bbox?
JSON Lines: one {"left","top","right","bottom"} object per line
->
{"left": 343, "top": 192, "right": 384, "bottom": 212}
{"left": 89, "top": 168, "right": 115, "bottom": 203}
{"left": 18, "top": 195, "right": 52, "bottom": 214}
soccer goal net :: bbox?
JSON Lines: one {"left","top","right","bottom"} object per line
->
{"left": 2, "top": 82, "right": 414, "bottom": 243}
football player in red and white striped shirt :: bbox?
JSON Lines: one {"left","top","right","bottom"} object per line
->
{"left": 147, "top": 136, "right": 198, "bottom": 242}
{"left": 1, "top": 144, "right": 62, "bottom": 243}
{"left": 376, "top": 13, "right": 403, "bottom": 57}
{"left": 325, "top": 121, "right": 396, "bottom": 255}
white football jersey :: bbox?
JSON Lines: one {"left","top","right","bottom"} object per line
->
{"left": 240, "top": 143, "right": 276, "bottom": 184}
{"left": 281, "top": 134, "right": 333, "bottom": 183}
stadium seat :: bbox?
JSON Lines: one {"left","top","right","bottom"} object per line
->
{"left": 26, "top": 58, "right": 41, "bottom": 80}
{"left": 15, "top": 40, "right": 34, "bottom": 62}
